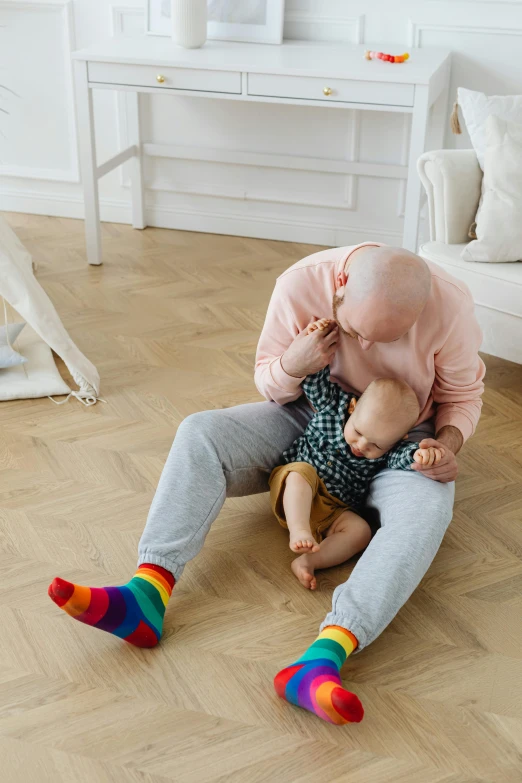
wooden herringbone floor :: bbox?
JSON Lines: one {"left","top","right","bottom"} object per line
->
{"left": 1, "top": 213, "right": 521, "bottom": 783}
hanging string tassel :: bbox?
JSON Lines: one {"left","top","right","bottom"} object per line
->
{"left": 450, "top": 101, "right": 462, "bottom": 134}
{"left": 48, "top": 391, "right": 106, "bottom": 407}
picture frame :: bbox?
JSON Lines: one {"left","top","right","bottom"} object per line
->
{"left": 146, "top": 0, "right": 171, "bottom": 37}
{"left": 145, "top": 1, "right": 285, "bottom": 45}
{"left": 208, "top": 1, "right": 285, "bottom": 44}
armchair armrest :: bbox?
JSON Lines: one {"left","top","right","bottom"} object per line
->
{"left": 417, "top": 149, "right": 482, "bottom": 244}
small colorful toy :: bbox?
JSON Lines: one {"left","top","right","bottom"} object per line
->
{"left": 365, "top": 50, "right": 410, "bottom": 63}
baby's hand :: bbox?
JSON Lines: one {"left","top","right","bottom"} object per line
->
{"left": 413, "top": 446, "right": 445, "bottom": 468}
{"left": 306, "top": 318, "right": 331, "bottom": 335}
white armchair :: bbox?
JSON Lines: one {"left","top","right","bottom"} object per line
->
{"left": 418, "top": 149, "right": 522, "bottom": 365}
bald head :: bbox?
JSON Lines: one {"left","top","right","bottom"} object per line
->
{"left": 333, "top": 246, "right": 431, "bottom": 345}
{"left": 348, "top": 246, "right": 431, "bottom": 309}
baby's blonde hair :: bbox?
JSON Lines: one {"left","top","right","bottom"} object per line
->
{"left": 357, "top": 377, "right": 420, "bottom": 434}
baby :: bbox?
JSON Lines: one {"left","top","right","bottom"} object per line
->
{"left": 269, "top": 318, "right": 443, "bottom": 590}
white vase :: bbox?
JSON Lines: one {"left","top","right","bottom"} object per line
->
{"left": 171, "top": 0, "right": 207, "bottom": 49}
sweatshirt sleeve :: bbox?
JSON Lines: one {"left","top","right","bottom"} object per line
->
{"left": 433, "top": 294, "right": 485, "bottom": 443}
{"left": 254, "top": 273, "right": 308, "bottom": 404}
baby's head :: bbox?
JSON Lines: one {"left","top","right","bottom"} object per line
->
{"left": 344, "top": 378, "right": 420, "bottom": 459}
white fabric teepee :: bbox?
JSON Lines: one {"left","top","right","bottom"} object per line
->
{"left": 0, "top": 215, "right": 100, "bottom": 403}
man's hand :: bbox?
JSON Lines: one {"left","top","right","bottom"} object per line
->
{"left": 411, "top": 437, "right": 458, "bottom": 482}
{"left": 281, "top": 317, "right": 339, "bottom": 378}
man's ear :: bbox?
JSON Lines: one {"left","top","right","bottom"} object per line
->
{"left": 336, "top": 269, "right": 348, "bottom": 290}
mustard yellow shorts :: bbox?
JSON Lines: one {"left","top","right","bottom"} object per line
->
{"left": 269, "top": 461, "right": 350, "bottom": 543}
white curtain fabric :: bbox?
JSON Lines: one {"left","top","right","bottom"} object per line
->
{"left": 0, "top": 216, "right": 100, "bottom": 399}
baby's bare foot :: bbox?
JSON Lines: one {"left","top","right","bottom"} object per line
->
{"left": 291, "top": 555, "right": 317, "bottom": 590}
{"left": 289, "top": 530, "right": 320, "bottom": 554}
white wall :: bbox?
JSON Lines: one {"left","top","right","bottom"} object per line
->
{"left": 1, "top": 0, "right": 522, "bottom": 247}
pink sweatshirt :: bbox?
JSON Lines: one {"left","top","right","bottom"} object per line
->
{"left": 254, "top": 243, "right": 485, "bottom": 443}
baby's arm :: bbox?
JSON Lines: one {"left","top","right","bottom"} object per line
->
{"left": 301, "top": 366, "right": 334, "bottom": 411}
{"left": 301, "top": 319, "right": 342, "bottom": 410}
{"left": 387, "top": 441, "right": 445, "bottom": 470}
{"left": 386, "top": 441, "right": 419, "bottom": 470}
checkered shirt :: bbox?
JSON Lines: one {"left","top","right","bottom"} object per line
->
{"left": 282, "top": 367, "right": 419, "bottom": 509}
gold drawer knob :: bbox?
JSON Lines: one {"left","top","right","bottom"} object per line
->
{"left": 156, "top": 74, "right": 166, "bottom": 84}
{"left": 323, "top": 86, "right": 332, "bottom": 96}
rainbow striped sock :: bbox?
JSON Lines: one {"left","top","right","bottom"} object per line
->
{"left": 48, "top": 564, "right": 175, "bottom": 648}
{"left": 274, "top": 625, "right": 364, "bottom": 724}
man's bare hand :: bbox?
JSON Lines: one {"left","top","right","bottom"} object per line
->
{"left": 281, "top": 317, "right": 339, "bottom": 378}
{"left": 411, "top": 438, "right": 457, "bottom": 482}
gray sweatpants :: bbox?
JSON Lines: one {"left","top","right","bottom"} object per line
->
{"left": 138, "top": 396, "right": 455, "bottom": 654}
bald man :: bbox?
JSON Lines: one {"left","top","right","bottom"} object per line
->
{"left": 48, "top": 242, "right": 485, "bottom": 725}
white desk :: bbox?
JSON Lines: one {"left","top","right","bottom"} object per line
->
{"left": 72, "top": 38, "right": 451, "bottom": 265}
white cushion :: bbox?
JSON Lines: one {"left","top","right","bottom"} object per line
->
{"left": 0, "top": 324, "right": 71, "bottom": 401}
{"left": 0, "top": 322, "right": 27, "bottom": 368}
{"left": 458, "top": 87, "right": 522, "bottom": 171}
{"left": 420, "top": 241, "right": 522, "bottom": 318}
{"left": 0, "top": 215, "right": 100, "bottom": 399}
{"left": 461, "top": 115, "right": 522, "bottom": 263}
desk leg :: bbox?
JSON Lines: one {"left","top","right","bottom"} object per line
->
{"left": 126, "top": 92, "right": 146, "bottom": 230}
{"left": 403, "top": 85, "right": 429, "bottom": 253}
{"left": 74, "top": 60, "right": 102, "bottom": 265}
{"left": 431, "top": 84, "right": 450, "bottom": 151}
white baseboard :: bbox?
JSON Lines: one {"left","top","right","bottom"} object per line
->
{"left": 146, "top": 206, "right": 402, "bottom": 248}
{"left": 0, "top": 189, "right": 403, "bottom": 248}
{"left": 0, "top": 189, "right": 129, "bottom": 223}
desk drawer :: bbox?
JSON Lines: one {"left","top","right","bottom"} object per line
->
{"left": 247, "top": 73, "right": 414, "bottom": 107}
{"left": 88, "top": 62, "right": 241, "bottom": 94}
